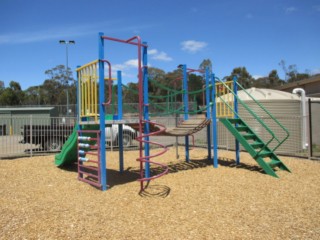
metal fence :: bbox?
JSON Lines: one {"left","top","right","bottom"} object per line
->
{"left": 309, "top": 100, "right": 320, "bottom": 159}
{"left": 0, "top": 114, "right": 317, "bottom": 160}
{"left": 0, "top": 116, "right": 77, "bottom": 158}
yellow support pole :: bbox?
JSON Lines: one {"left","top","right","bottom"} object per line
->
{"left": 94, "top": 64, "right": 97, "bottom": 122}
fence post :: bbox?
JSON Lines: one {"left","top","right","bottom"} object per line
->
{"left": 175, "top": 113, "right": 179, "bottom": 159}
{"left": 308, "top": 98, "right": 312, "bottom": 159}
{"left": 30, "top": 115, "right": 33, "bottom": 157}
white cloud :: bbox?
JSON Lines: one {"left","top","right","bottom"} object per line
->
{"left": 124, "top": 59, "right": 139, "bottom": 68}
{"left": 112, "top": 64, "right": 127, "bottom": 72}
{"left": 285, "top": 6, "right": 297, "bottom": 14}
{"left": 252, "top": 75, "right": 264, "bottom": 80}
{"left": 153, "top": 52, "right": 172, "bottom": 61}
{"left": 181, "top": 40, "right": 208, "bottom": 53}
{"left": 112, "top": 59, "right": 138, "bottom": 75}
{"left": 148, "top": 49, "right": 158, "bottom": 55}
{"left": 148, "top": 48, "right": 172, "bottom": 61}
{"left": 111, "top": 58, "right": 153, "bottom": 79}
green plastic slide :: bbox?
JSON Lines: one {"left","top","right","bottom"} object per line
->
{"left": 55, "top": 124, "right": 100, "bottom": 167}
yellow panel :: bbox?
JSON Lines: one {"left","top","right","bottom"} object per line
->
{"left": 76, "top": 60, "right": 100, "bottom": 120}
{"left": 215, "top": 81, "right": 234, "bottom": 118}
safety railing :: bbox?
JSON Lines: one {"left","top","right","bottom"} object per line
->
{"left": 77, "top": 60, "right": 99, "bottom": 123}
{"left": 215, "top": 81, "right": 234, "bottom": 118}
{"left": 215, "top": 77, "right": 290, "bottom": 154}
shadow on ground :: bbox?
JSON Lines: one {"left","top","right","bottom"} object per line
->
{"left": 218, "top": 157, "right": 265, "bottom": 173}
{"left": 60, "top": 156, "right": 266, "bottom": 194}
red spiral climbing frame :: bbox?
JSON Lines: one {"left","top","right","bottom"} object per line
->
{"left": 136, "top": 120, "right": 169, "bottom": 191}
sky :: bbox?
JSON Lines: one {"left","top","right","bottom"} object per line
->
{"left": 0, "top": 0, "right": 320, "bottom": 90}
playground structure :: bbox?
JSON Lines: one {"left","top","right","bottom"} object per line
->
{"left": 55, "top": 33, "right": 291, "bottom": 191}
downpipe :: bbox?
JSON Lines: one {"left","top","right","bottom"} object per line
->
{"left": 292, "top": 88, "right": 308, "bottom": 149}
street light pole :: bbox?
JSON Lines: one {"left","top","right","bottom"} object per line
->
{"left": 59, "top": 40, "right": 75, "bottom": 118}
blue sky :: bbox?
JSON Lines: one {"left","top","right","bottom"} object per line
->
{"left": 1, "top": 0, "right": 320, "bottom": 90}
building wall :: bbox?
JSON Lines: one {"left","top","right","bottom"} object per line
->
{"left": 277, "top": 75, "right": 320, "bottom": 98}
{"left": 0, "top": 108, "right": 55, "bottom": 135}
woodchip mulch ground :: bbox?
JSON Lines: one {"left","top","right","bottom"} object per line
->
{"left": 0, "top": 147, "right": 319, "bottom": 240}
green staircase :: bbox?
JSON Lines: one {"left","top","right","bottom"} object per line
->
{"left": 220, "top": 117, "right": 290, "bottom": 178}
{"left": 215, "top": 77, "right": 291, "bottom": 178}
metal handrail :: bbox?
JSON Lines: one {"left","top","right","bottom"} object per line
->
{"left": 235, "top": 82, "right": 290, "bottom": 152}
{"left": 216, "top": 78, "right": 289, "bottom": 154}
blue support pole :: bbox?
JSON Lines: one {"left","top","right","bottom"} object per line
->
{"left": 182, "top": 64, "right": 189, "bottom": 162}
{"left": 98, "top": 32, "right": 107, "bottom": 191}
{"left": 205, "top": 67, "right": 211, "bottom": 161}
{"left": 117, "top": 71, "right": 124, "bottom": 173}
{"left": 76, "top": 65, "right": 83, "bottom": 179}
{"left": 142, "top": 42, "right": 150, "bottom": 179}
{"left": 211, "top": 73, "right": 218, "bottom": 168}
{"left": 233, "top": 75, "right": 240, "bottom": 165}
{"left": 76, "top": 64, "right": 81, "bottom": 133}
{"left": 76, "top": 65, "right": 81, "bottom": 124}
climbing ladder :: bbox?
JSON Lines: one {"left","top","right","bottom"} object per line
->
{"left": 77, "top": 130, "right": 102, "bottom": 188}
{"left": 215, "top": 78, "right": 291, "bottom": 178}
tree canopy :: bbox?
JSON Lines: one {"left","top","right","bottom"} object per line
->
{"left": 0, "top": 60, "right": 314, "bottom": 107}
{"left": 224, "top": 67, "right": 254, "bottom": 89}
{"left": 0, "top": 81, "right": 25, "bottom": 105}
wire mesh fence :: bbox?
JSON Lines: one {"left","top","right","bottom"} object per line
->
{"left": 309, "top": 100, "right": 320, "bottom": 158}
{"left": 0, "top": 114, "right": 316, "bottom": 159}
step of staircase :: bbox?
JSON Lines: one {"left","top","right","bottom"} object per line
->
{"left": 220, "top": 118, "right": 290, "bottom": 178}
{"left": 250, "top": 142, "right": 264, "bottom": 149}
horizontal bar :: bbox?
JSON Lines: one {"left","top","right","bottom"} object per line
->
{"left": 78, "top": 177, "right": 101, "bottom": 188}
{"left": 84, "top": 152, "right": 99, "bottom": 157}
{"left": 76, "top": 60, "right": 99, "bottom": 72}
{"left": 187, "top": 68, "right": 204, "bottom": 74}
{"left": 79, "top": 165, "right": 99, "bottom": 172}
{"left": 79, "top": 157, "right": 99, "bottom": 163}
{"left": 79, "top": 170, "right": 99, "bottom": 179}
{"left": 78, "top": 138, "right": 99, "bottom": 142}
{"left": 78, "top": 130, "right": 100, "bottom": 134}
{"left": 102, "top": 35, "right": 148, "bottom": 47}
